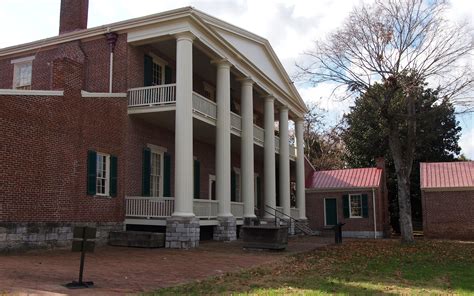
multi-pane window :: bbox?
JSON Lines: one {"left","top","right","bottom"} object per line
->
{"left": 235, "top": 170, "right": 241, "bottom": 202}
{"left": 96, "top": 153, "right": 110, "bottom": 196}
{"left": 150, "top": 151, "right": 163, "bottom": 197}
{"left": 13, "top": 59, "right": 33, "bottom": 90}
{"left": 152, "top": 62, "right": 163, "bottom": 85}
{"left": 349, "top": 194, "right": 363, "bottom": 218}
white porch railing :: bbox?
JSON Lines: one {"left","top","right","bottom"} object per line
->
{"left": 192, "top": 92, "right": 217, "bottom": 119}
{"left": 128, "top": 84, "right": 176, "bottom": 107}
{"left": 193, "top": 199, "right": 219, "bottom": 219}
{"left": 291, "top": 207, "right": 299, "bottom": 219}
{"left": 125, "top": 196, "right": 174, "bottom": 218}
{"left": 231, "top": 202, "right": 244, "bottom": 218}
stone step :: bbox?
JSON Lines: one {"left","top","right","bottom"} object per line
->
{"left": 108, "top": 231, "right": 165, "bottom": 248}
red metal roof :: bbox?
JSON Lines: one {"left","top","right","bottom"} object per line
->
{"left": 306, "top": 168, "right": 382, "bottom": 189}
{"left": 420, "top": 161, "right": 474, "bottom": 189}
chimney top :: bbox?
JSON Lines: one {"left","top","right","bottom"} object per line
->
{"left": 59, "top": 0, "right": 89, "bottom": 35}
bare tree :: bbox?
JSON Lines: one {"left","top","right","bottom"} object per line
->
{"left": 298, "top": 0, "right": 473, "bottom": 243}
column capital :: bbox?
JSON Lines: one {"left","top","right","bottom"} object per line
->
{"left": 237, "top": 77, "right": 254, "bottom": 86}
{"left": 175, "top": 31, "right": 196, "bottom": 42}
{"left": 211, "top": 58, "right": 232, "bottom": 69}
{"left": 295, "top": 117, "right": 304, "bottom": 124}
{"left": 279, "top": 105, "right": 289, "bottom": 112}
{"left": 263, "top": 95, "right": 275, "bottom": 103}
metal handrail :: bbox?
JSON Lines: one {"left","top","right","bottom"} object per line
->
{"left": 265, "top": 204, "right": 300, "bottom": 223}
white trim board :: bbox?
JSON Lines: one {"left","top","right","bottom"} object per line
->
{"left": 0, "top": 89, "right": 64, "bottom": 96}
{"left": 81, "top": 90, "right": 127, "bottom": 98}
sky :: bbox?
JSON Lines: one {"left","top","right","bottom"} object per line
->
{"left": 1, "top": 0, "right": 473, "bottom": 158}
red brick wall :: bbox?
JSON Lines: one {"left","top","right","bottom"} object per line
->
{"left": 0, "top": 54, "right": 127, "bottom": 223}
{"left": 422, "top": 190, "right": 474, "bottom": 240}
{"left": 305, "top": 189, "right": 389, "bottom": 234}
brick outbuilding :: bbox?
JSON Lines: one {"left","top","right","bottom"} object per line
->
{"left": 420, "top": 161, "right": 474, "bottom": 240}
{"left": 305, "top": 159, "right": 391, "bottom": 238}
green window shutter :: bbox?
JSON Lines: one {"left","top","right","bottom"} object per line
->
{"left": 194, "top": 159, "right": 200, "bottom": 199}
{"left": 87, "top": 150, "right": 97, "bottom": 195}
{"left": 163, "top": 152, "right": 172, "bottom": 197}
{"left": 362, "top": 194, "right": 369, "bottom": 218}
{"left": 343, "top": 194, "right": 350, "bottom": 218}
{"left": 142, "top": 148, "right": 151, "bottom": 196}
{"left": 144, "top": 55, "right": 153, "bottom": 86}
{"left": 110, "top": 155, "right": 118, "bottom": 197}
{"left": 165, "top": 65, "right": 172, "bottom": 84}
{"left": 231, "top": 169, "right": 236, "bottom": 202}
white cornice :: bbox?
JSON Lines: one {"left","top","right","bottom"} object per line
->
{"left": 0, "top": 89, "right": 63, "bottom": 96}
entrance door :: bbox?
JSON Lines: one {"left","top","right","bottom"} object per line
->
{"left": 325, "top": 198, "right": 337, "bottom": 226}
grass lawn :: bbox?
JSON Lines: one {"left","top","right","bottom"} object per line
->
{"left": 150, "top": 239, "right": 474, "bottom": 295}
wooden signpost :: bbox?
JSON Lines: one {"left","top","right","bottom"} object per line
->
{"left": 65, "top": 226, "right": 96, "bottom": 289}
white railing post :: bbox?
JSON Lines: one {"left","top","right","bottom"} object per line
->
{"left": 128, "top": 84, "right": 176, "bottom": 107}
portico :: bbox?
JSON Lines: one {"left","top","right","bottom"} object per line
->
{"left": 125, "top": 22, "right": 307, "bottom": 248}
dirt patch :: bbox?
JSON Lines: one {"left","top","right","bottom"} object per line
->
{"left": 0, "top": 236, "right": 332, "bottom": 295}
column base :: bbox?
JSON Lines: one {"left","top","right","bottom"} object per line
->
{"left": 165, "top": 216, "right": 200, "bottom": 249}
{"left": 213, "top": 216, "right": 237, "bottom": 241}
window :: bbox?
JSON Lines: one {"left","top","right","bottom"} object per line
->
{"left": 235, "top": 169, "right": 241, "bottom": 202}
{"left": 96, "top": 153, "right": 110, "bottom": 196}
{"left": 152, "top": 62, "right": 163, "bottom": 85}
{"left": 349, "top": 194, "right": 363, "bottom": 218}
{"left": 209, "top": 175, "right": 216, "bottom": 200}
{"left": 12, "top": 56, "right": 34, "bottom": 90}
{"left": 203, "top": 82, "right": 215, "bottom": 101}
{"left": 150, "top": 150, "right": 164, "bottom": 197}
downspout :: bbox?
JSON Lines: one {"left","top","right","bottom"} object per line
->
{"left": 106, "top": 30, "right": 118, "bottom": 93}
{"left": 372, "top": 188, "right": 377, "bottom": 239}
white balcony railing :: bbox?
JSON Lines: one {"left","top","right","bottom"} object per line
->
{"left": 192, "top": 92, "right": 217, "bottom": 120}
{"left": 254, "top": 126, "right": 264, "bottom": 145}
{"left": 230, "top": 112, "right": 242, "bottom": 132}
{"left": 128, "top": 84, "right": 176, "bottom": 107}
{"left": 125, "top": 196, "right": 174, "bottom": 218}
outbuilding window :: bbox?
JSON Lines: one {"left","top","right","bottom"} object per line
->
{"left": 349, "top": 194, "right": 363, "bottom": 218}
{"left": 12, "top": 56, "right": 34, "bottom": 90}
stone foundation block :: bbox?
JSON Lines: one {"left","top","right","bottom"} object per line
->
{"left": 213, "top": 216, "right": 237, "bottom": 241}
{"left": 165, "top": 216, "right": 200, "bottom": 249}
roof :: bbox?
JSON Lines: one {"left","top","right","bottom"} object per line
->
{"left": 0, "top": 6, "right": 307, "bottom": 115}
{"left": 306, "top": 168, "right": 382, "bottom": 190}
{"left": 420, "top": 161, "right": 474, "bottom": 190}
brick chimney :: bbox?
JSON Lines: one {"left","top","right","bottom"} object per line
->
{"left": 59, "top": 0, "right": 89, "bottom": 34}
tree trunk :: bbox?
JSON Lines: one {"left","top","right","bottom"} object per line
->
{"left": 395, "top": 169, "right": 414, "bottom": 243}
{"left": 388, "top": 127, "right": 415, "bottom": 243}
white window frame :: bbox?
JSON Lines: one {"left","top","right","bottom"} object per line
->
{"left": 96, "top": 153, "right": 110, "bottom": 196}
{"left": 149, "top": 53, "right": 167, "bottom": 86}
{"left": 12, "top": 56, "right": 35, "bottom": 90}
{"left": 148, "top": 144, "right": 166, "bottom": 198}
{"left": 233, "top": 167, "right": 241, "bottom": 202}
{"left": 324, "top": 197, "right": 337, "bottom": 226}
{"left": 209, "top": 174, "right": 216, "bottom": 200}
{"left": 349, "top": 194, "right": 363, "bottom": 218}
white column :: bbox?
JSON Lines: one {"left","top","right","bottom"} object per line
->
{"left": 279, "top": 107, "right": 291, "bottom": 217}
{"left": 173, "top": 32, "right": 195, "bottom": 217}
{"left": 240, "top": 78, "right": 256, "bottom": 219}
{"left": 295, "top": 119, "right": 307, "bottom": 220}
{"left": 215, "top": 60, "right": 233, "bottom": 217}
{"left": 264, "top": 96, "right": 276, "bottom": 218}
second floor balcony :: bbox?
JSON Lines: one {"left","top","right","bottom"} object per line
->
{"left": 127, "top": 83, "right": 297, "bottom": 160}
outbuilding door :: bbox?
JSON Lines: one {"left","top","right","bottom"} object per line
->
{"left": 325, "top": 198, "right": 337, "bottom": 226}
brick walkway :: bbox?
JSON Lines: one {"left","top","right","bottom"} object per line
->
{"left": 0, "top": 236, "right": 332, "bottom": 295}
